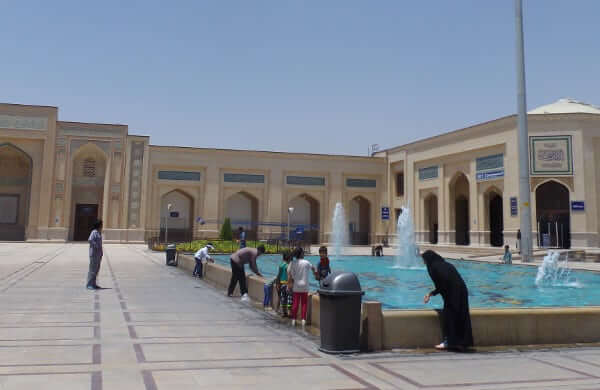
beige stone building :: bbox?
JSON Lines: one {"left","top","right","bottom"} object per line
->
{"left": 1, "top": 99, "right": 599, "bottom": 248}
{"left": 376, "top": 99, "right": 600, "bottom": 249}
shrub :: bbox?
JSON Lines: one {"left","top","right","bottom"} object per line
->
{"left": 173, "top": 240, "right": 279, "bottom": 254}
{"left": 220, "top": 218, "right": 233, "bottom": 241}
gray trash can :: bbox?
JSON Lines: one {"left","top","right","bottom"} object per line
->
{"left": 318, "top": 271, "right": 364, "bottom": 354}
{"left": 166, "top": 244, "right": 177, "bottom": 266}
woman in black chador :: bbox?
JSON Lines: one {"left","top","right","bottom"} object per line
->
{"left": 422, "top": 250, "right": 474, "bottom": 351}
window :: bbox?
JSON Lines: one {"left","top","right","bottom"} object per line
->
{"left": 396, "top": 173, "right": 404, "bottom": 196}
{"left": 83, "top": 158, "right": 96, "bottom": 177}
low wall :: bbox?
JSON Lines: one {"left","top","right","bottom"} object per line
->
{"left": 177, "top": 255, "right": 600, "bottom": 350}
{"left": 177, "top": 254, "right": 381, "bottom": 351}
{"left": 178, "top": 254, "right": 264, "bottom": 297}
{"left": 382, "top": 307, "right": 600, "bottom": 349}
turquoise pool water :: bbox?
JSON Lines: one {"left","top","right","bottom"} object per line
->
{"left": 214, "top": 255, "right": 600, "bottom": 309}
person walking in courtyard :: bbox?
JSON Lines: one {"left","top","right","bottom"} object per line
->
{"left": 193, "top": 243, "right": 214, "bottom": 278}
{"left": 275, "top": 249, "right": 292, "bottom": 317}
{"left": 422, "top": 250, "right": 473, "bottom": 351}
{"left": 238, "top": 227, "right": 247, "bottom": 249}
{"left": 228, "top": 245, "right": 265, "bottom": 301}
{"left": 87, "top": 220, "right": 104, "bottom": 290}
{"left": 516, "top": 229, "right": 522, "bottom": 254}
{"left": 502, "top": 245, "right": 512, "bottom": 264}
{"left": 288, "top": 247, "right": 312, "bottom": 327}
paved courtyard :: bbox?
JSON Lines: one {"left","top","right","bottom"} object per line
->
{"left": 1, "top": 243, "right": 600, "bottom": 389}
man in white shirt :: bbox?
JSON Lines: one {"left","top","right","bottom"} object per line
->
{"left": 193, "top": 243, "right": 214, "bottom": 278}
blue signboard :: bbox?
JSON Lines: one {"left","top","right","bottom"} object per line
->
{"left": 295, "top": 226, "right": 305, "bottom": 235}
{"left": 169, "top": 211, "right": 179, "bottom": 218}
{"left": 476, "top": 169, "right": 504, "bottom": 182}
{"left": 510, "top": 197, "right": 518, "bottom": 216}
{"left": 571, "top": 201, "right": 585, "bottom": 211}
{"left": 381, "top": 207, "right": 390, "bottom": 220}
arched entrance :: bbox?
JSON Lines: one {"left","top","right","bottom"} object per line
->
{"left": 289, "top": 194, "right": 320, "bottom": 244}
{"left": 349, "top": 196, "right": 370, "bottom": 245}
{"left": 536, "top": 181, "right": 570, "bottom": 248}
{"left": 0, "top": 144, "right": 32, "bottom": 241}
{"left": 160, "top": 190, "right": 194, "bottom": 242}
{"left": 225, "top": 192, "right": 259, "bottom": 240}
{"left": 450, "top": 173, "right": 470, "bottom": 246}
{"left": 71, "top": 144, "right": 107, "bottom": 241}
{"left": 488, "top": 191, "right": 503, "bottom": 247}
{"left": 424, "top": 194, "right": 438, "bottom": 244}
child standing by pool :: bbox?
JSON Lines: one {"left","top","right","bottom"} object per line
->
{"left": 288, "top": 247, "right": 312, "bottom": 327}
{"left": 502, "top": 245, "right": 512, "bottom": 264}
{"left": 313, "top": 246, "right": 331, "bottom": 282}
{"left": 275, "top": 249, "right": 292, "bottom": 317}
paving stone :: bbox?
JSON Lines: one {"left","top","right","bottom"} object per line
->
{"left": 1, "top": 242, "right": 599, "bottom": 390}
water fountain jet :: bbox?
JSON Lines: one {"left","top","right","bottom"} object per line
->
{"left": 535, "top": 251, "right": 579, "bottom": 287}
{"left": 394, "top": 207, "right": 424, "bottom": 269}
{"left": 331, "top": 202, "right": 348, "bottom": 259}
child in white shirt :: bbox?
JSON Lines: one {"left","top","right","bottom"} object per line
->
{"left": 193, "top": 243, "right": 214, "bottom": 278}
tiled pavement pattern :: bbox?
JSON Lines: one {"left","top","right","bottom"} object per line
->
{"left": 1, "top": 243, "right": 600, "bottom": 389}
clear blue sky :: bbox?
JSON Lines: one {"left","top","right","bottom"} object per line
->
{"left": 2, "top": 1, "right": 598, "bottom": 155}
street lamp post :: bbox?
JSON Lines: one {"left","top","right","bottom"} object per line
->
{"left": 165, "top": 203, "right": 172, "bottom": 244}
{"left": 515, "top": 0, "right": 533, "bottom": 262}
{"left": 287, "top": 207, "right": 294, "bottom": 246}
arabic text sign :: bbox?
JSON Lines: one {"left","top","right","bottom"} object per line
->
{"left": 530, "top": 136, "right": 573, "bottom": 175}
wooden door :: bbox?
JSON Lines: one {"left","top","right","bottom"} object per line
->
{"left": 74, "top": 204, "right": 98, "bottom": 241}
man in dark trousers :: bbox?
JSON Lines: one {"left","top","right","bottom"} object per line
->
{"left": 228, "top": 245, "right": 265, "bottom": 301}
{"left": 87, "top": 220, "right": 104, "bottom": 290}
{"left": 422, "top": 250, "right": 473, "bottom": 351}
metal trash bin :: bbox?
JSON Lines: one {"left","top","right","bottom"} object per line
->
{"left": 318, "top": 271, "right": 364, "bottom": 354}
{"left": 166, "top": 244, "right": 177, "bottom": 266}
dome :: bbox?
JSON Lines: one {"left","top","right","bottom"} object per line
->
{"left": 528, "top": 98, "right": 600, "bottom": 115}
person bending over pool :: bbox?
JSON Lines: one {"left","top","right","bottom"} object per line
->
{"left": 193, "top": 243, "right": 214, "bottom": 278}
{"left": 228, "top": 245, "right": 264, "bottom": 301}
{"left": 422, "top": 250, "right": 473, "bottom": 351}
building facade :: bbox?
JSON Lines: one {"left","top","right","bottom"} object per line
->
{"left": 1, "top": 99, "right": 599, "bottom": 248}
{"left": 377, "top": 99, "right": 600, "bottom": 249}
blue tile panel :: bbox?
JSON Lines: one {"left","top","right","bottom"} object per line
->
{"left": 286, "top": 176, "right": 325, "bottom": 186}
{"left": 224, "top": 173, "right": 265, "bottom": 183}
{"left": 158, "top": 171, "right": 201, "bottom": 181}
{"left": 346, "top": 178, "right": 376, "bottom": 188}
{"left": 418, "top": 166, "right": 438, "bottom": 181}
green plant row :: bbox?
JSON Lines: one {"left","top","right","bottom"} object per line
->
{"left": 152, "top": 239, "right": 281, "bottom": 254}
